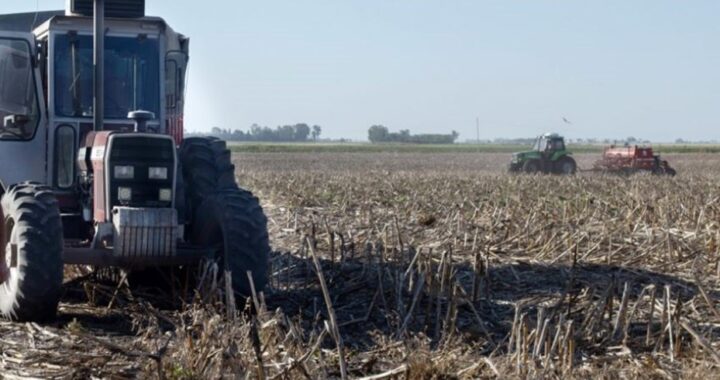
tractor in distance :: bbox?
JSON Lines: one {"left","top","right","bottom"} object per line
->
{"left": 508, "top": 133, "right": 577, "bottom": 175}
{"left": 0, "top": 0, "right": 270, "bottom": 321}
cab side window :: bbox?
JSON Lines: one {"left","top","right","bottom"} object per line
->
{"left": 165, "top": 51, "right": 187, "bottom": 110}
{"left": 165, "top": 59, "right": 178, "bottom": 109}
{"left": 0, "top": 39, "right": 39, "bottom": 140}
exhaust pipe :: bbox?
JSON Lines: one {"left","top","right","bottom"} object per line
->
{"left": 93, "top": 0, "right": 104, "bottom": 131}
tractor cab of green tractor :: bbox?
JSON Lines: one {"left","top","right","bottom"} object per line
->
{"left": 509, "top": 133, "right": 576, "bottom": 175}
{"left": 534, "top": 134, "right": 566, "bottom": 155}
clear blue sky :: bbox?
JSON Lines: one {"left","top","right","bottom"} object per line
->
{"left": 3, "top": 1, "right": 719, "bottom": 141}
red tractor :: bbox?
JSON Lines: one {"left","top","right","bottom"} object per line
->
{"left": 0, "top": 0, "right": 269, "bottom": 321}
{"left": 593, "top": 145, "right": 676, "bottom": 176}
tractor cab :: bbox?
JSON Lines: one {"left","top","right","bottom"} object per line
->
{"left": 44, "top": 15, "right": 189, "bottom": 138}
{"left": 0, "top": 1, "right": 270, "bottom": 322}
{"left": 0, "top": 5, "right": 188, "bottom": 190}
{"left": 509, "top": 133, "right": 576, "bottom": 175}
{"left": 533, "top": 133, "right": 566, "bottom": 154}
{"left": 0, "top": 4, "right": 192, "bottom": 248}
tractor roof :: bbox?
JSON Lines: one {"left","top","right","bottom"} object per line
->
{"left": 0, "top": 11, "right": 64, "bottom": 32}
{"left": 2, "top": 10, "right": 173, "bottom": 36}
{"left": 541, "top": 132, "right": 563, "bottom": 139}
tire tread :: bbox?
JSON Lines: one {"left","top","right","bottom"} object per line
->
{"left": 0, "top": 182, "right": 63, "bottom": 321}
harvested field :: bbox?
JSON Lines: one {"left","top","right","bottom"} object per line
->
{"left": 2, "top": 152, "right": 720, "bottom": 379}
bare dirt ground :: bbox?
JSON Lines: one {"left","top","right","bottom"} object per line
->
{"left": 2, "top": 152, "right": 720, "bottom": 379}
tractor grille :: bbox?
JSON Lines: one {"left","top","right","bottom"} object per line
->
{"left": 112, "top": 207, "right": 177, "bottom": 259}
{"left": 107, "top": 135, "right": 175, "bottom": 209}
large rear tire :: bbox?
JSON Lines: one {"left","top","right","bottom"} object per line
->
{"left": 0, "top": 182, "right": 63, "bottom": 321}
{"left": 191, "top": 189, "right": 270, "bottom": 297}
{"left": 556, "top": 156, "right": 577, "bottom": 175}
{"left": 523, "top": 160, "right": 541, "bottom": 174}
{"left": 129, "top": 138, "right": 239, "bottom": 294}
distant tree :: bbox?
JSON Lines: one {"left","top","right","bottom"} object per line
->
{"left": 250, "top": 124, "right": 262, "bottom": 139}
{"left": 276, "top": 125, "right": 294, "bottom": 141}
{"left": 675, "top": 138, "right": 685, "bottom": 144}
{"left": 211, "top": 126, "right": 222, "bottom": 135}
{"left": 294, "top": 123, "right": 311, "bottom": 141}
{"left": 232, "top": 129, "right": 245, "bottom": 140}
{"left": 368, "top": 125, "right": 389, "bottom": 143}
{"left": 312, "top": 125, "right": 322, "bottom": 141}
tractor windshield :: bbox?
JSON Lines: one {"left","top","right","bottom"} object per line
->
{"left": 53, "top": 34, "right": 159, "bottom": 119}
{"left": 532, "top": 137, "right": 543, "bottom": 151}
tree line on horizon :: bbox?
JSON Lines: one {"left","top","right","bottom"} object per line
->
{"left": 191, "top": 126, "right": 713, "bottom": 145}
{"left": 206, "top": 124, "right": 322, "bottom": 142}
{"left": 368, "top": 125, "right": 459, "bottom": 144}
{"left": 198, "top": 124, "right": 460, "bottom": 144}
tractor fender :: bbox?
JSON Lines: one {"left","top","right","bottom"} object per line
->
{"left": 0, "top": 180, "right": 5, "bottom": 198}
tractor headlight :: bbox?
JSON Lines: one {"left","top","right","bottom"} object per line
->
{"left": 118, "top": 187, "right": 132, "bottom": 201}
{"left": 148, "top": 167, "right": 168, "bottom": 180}
{"left": 159, "top": 188, "right": 173, "bottom": 202}
{"left": 114, "top": 165, "right": 134, "bottom": 179}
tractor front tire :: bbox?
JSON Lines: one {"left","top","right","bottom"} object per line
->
{"left": 556, "top": 157, "right": 577, "bottom": 175}
{"left": 179, "top": 137, "right": 237, "bottom": 208}
{"left": 523, "top": 160, "right": 541, "bottom": 174}
{"left": 0, "top": 182, "right": 63, "bottom": 321}
{"left": 191, "top": 189, "right": 270, "bottom": 298}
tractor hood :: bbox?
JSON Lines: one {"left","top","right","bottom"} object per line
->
{"left": 511, "top": 151, "right": 540, "bottom": 162}
{"left": 79, "top": 131, "right": 177, "bottom": 222}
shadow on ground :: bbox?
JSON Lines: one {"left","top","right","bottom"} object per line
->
{"left": 46, "top": 249, "right": 714, "bottom": 358}
{"left": 264, "top": 251, "right": 711, "bottom": 351}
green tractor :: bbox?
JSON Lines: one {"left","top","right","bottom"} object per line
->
{"left": 508, "top": 133, "right": 577, "bottom": 175}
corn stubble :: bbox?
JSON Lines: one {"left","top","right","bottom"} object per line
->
{"left": 1, "top": 153, "right": 719, "bottom": 379}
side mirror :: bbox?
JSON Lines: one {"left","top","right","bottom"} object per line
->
{"left": 3, "top": 114, "right": 29, "bottom": 129}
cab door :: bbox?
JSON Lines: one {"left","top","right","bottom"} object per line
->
{"left": 0, "top": 31, "right": 48, "bottom": 190}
